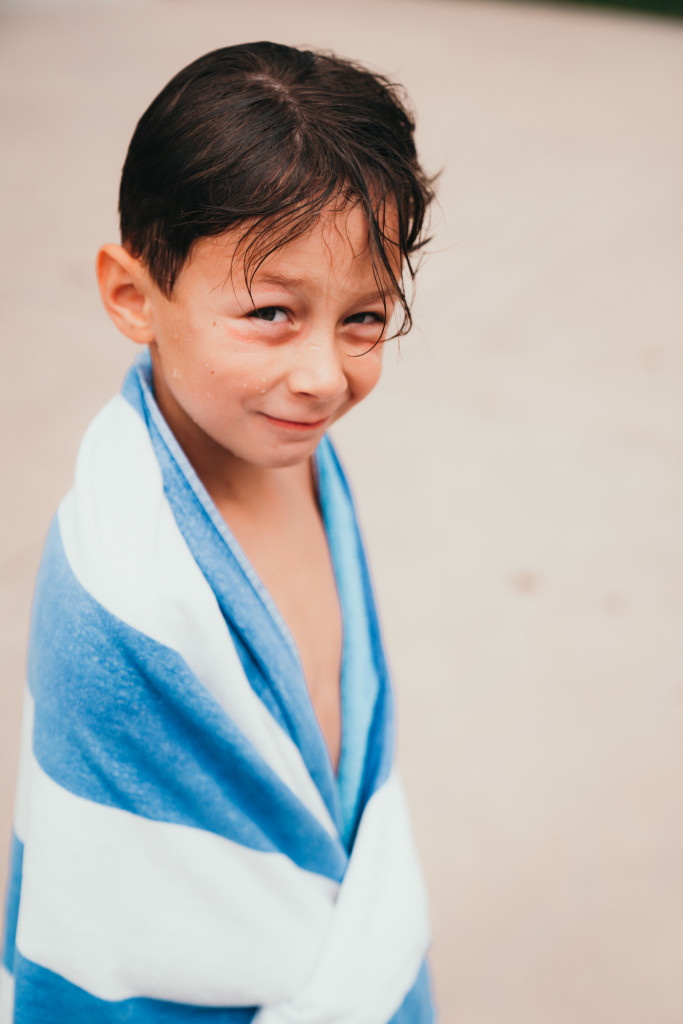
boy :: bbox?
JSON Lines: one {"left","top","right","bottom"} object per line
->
{"left": 1, "top": 42, "right": 436, "bottom": 1022}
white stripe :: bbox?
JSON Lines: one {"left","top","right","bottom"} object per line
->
{"left": 16, "top": 755, "right": 338, "bottom": 1005}
{"left": 12, "top": 689, "right": 34, "bottom": 845}
{"left": 58, "top": 395, "right": 336, "bottom": 836}
{"left": 255, "top": 771, "right": 431, "bottom": 1024}
{"left": 0, "top": 966, "right": 14, "bottom": 1024}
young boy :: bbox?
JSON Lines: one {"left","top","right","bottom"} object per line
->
{"left": 1, "top": 42, "right": 436, "bottom": 1023}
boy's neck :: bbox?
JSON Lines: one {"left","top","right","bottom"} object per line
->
{"left": 207, "top": 458, "right": 318, "bottom": 521}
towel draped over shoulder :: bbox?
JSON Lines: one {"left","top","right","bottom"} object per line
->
{"left": 1, "top": 357, "right": 434, "bottom": 1023}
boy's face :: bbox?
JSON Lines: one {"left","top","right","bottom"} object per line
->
{"left": 143, "top": 204, "right": 396, "bottom": 482}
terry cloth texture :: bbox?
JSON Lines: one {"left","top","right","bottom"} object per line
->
{"left": 1, "top": 356, "right": 434, "bottom": 1023}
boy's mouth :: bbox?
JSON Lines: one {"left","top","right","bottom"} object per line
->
{"left": 261, "top": 413, "right": 330, "bottom": 432}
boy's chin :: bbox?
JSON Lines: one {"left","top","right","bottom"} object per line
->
{"left": 230, "top": 440, "right": 323, "bottom": 473}
{"left": 261, "top": 446, "right": 322, "bottom": 470}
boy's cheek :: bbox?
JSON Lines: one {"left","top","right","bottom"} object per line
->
{"left": 342, "top": 350, "right": 383, "bottom": 414}
{"left": 360, "top": 346, "right": 384, "bottom": 392}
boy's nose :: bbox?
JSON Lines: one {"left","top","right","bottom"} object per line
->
{"left": 287, "top": 335, "right": 347, "bottom": 402}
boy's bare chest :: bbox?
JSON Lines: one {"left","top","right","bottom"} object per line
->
{"left": 222, "top": 495, "right": 343, "bottom": 772}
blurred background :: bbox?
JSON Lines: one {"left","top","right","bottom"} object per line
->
{"left": 1, "top": 1, "right": 682, "bottom": 1020}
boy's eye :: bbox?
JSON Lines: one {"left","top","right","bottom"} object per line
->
{"left": 248, "top": 306, "right": 288, "bottom": 323}
{"left": 345, "top": 312, "right": 385, "bottom": 327}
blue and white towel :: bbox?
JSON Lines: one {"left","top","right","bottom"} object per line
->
{"left": 1, "top": 356, "right": 434, "bottom": 1023}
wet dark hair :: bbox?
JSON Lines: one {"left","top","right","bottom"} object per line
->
{"left": 119, "top": 41, "right": 435, "bottom": 335}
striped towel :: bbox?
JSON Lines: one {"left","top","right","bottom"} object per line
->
{"left": 1, "top": 356, "right": 434, "bottom": 1023}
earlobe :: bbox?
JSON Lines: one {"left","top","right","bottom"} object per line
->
{"left": 96, "top": 244, "right": 156, "bottom": 345}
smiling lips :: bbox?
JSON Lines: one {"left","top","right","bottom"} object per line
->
{"left": 261, "top": 412, "right": 330, "bottom": 431}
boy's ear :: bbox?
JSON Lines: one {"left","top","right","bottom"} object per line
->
{"left": 96, "top": 244, "right": 157, "bottom": 345}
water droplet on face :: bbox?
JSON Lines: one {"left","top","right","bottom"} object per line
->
{"left": 260, "top": 388, "right": 266, "bottom": 394}
{"left": 171, "top": 366, "right": 180, "bottom": 379}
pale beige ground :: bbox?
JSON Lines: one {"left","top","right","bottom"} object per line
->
{"left": 1, "top": 0, "right": 682, "bottom": 1020}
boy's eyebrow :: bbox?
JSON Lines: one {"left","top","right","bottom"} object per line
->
{"left": 355, "top": 289, "right": 399, "bottom": 305}
{"left": 252, "top": 272, "right": 308, "bottom": 290}
{"left": 254, "top": 272, "right": 398, "bottom": 303}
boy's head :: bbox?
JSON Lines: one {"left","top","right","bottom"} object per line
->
{"left": 118, "top": 41, "right": 434, "bottom": 335}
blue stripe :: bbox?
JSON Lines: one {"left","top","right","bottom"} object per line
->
{"left": 387, "top": 959, "right": 436, "bottom": 1023}
{"left": 318, "top": 443, "right": 396, "bottom": 840}
{"left": 316, "top": 439, "right": 388, "bottom": 847}
{"left": 12, "top": 952, "right": 257, "bottom": 1023}
{"left": 122, "top": 359, "right": 342, "bottom": 832}
{"left": 2, "top": 831, "right": 23, "bottom": 972}
{"left": 352, "top": 675, "right": 395, "bottom": 851}
{"left": 29, "top": 519, "right": 346, "bottom": 882}
{"left": 10, "top": 953, "right": 433, "bottom": 1024}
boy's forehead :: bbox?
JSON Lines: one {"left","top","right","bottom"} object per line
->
{"left": 193, "top": 201, "right": 401, "bottom": 287}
